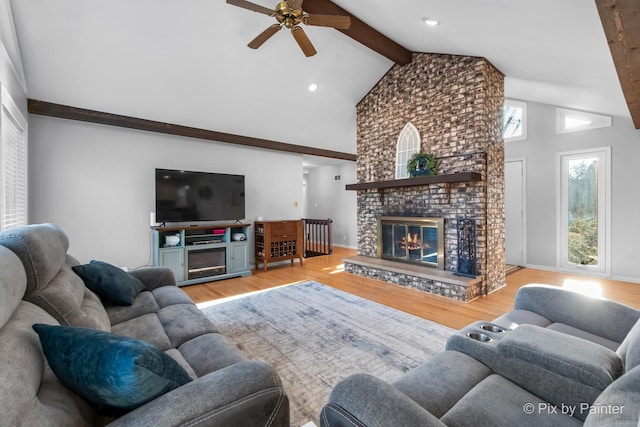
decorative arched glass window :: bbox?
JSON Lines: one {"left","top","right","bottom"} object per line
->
{"left": 395, "top": 122, "right": 421, "bottom": 179}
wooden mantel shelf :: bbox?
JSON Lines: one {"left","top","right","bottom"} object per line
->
{"left": 345, "top": 172, "right": 482, "bottom": 191}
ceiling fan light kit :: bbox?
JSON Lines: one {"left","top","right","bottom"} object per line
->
{"left": 227, "top": 0, "right": 351, "bottom": 57}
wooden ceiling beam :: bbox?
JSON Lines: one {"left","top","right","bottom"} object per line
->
{"left": 28, "top": 100, "right": 356, "bottom": 161}
{"left": 303, "top": 0, "right": 412, "bottom": 65}
{"left": 596, "top": 0, "right": 640, "bottom": 129}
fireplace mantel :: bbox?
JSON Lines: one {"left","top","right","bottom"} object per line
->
{"left": 345, "top": 172, "right": 481, "bottom": 191}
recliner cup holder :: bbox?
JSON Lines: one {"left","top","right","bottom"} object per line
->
{"left": 480, "top": 324, "right": 505, "bottom": 333}
{"left": 467, "top": 332, "right": 493, "bottom": 343}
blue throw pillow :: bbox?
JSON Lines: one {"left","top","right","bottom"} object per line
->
{"left": 33, "top": 324, "right": 193, "bottom": 410}
{"left": 72, "top": 260, "right": 145, "bottom": 306}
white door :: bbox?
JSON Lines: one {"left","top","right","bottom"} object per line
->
{"left": 505, "top": 159, "right": 525, "bottom": 266}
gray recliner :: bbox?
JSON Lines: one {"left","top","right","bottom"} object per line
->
{"left": 0, "top": 223, "right": 289, "bottom": 426}
{"left": 321, "top": 284, "right": 640, "bottom": 427}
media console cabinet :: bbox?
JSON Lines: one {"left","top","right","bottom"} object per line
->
{"left": 152, "top": 223, "right": 251, "bottom": 286}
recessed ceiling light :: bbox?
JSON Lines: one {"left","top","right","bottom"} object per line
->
{"left": 308, "top": 83, "right": 318, "bottom": 92}
{"left": 422, "top": 17, "right": 439, "bottom": 26}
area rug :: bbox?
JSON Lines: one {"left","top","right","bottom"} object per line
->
{"left": 199, "top": 281, "right": 455, "bottom": 426}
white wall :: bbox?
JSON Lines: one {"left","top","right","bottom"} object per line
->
{"left": 305, "top": 163, "right": 357, "bottom": 248}
{"left": 505, "top": 101, "right": 640, "bottom": 283}
{"left": 29, "top": 115, "right": 304, "bottom": 268}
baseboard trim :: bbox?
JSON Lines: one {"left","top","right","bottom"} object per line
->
{"left": 333, "top": 243, "right": 357, "bottom": 250}
{"left": 524, "top": 264, "right": 640, "bottom": 284}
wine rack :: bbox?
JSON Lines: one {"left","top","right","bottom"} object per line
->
{"left": 254, "top": 220, "right": 303, "bottom": 272}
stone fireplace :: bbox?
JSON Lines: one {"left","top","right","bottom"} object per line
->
{"left": 343, "top": 53, "right": 506, "bottom": 302}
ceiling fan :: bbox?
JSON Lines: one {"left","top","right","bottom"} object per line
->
{"left": 226, "top": 0, "right": 352, "bottom": 57}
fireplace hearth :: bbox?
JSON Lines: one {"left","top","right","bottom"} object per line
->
{"left": 378, "top": 217, "right": 444, "bottom": 269}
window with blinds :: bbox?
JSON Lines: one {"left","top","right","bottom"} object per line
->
{"left": 1, "top": 86, "right": 28, "bottom": 231}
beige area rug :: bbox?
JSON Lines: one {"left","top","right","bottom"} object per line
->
{"left": 199, "top": 281, "right": 455, "bottom": 426}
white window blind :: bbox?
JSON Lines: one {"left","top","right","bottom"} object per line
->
{"left": 1, "top": 87, "right": 28, "bottom": 231}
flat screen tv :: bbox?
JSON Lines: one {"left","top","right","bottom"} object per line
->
{"left": 155, "top": 168, "right": 245, "bottom": 223}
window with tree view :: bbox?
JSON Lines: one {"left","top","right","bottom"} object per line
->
{"left": 567, "top": 158, "right": 598, "bottom": 265}
{"left": 559, "top": 148, "right": 609, "bottom": 274}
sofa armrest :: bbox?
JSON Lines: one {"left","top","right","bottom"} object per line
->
{"left": 513, "top": 284, "right": 640, "bottom": 343}
{"left": 128, "top": 267, "right": 176, "bottom": 291}
{"left": 497, "top": 325, "right": 623, "bottom": 390}
{"left": 107, "top": 360, "right": 289, "bottom": 427}
{"left": 321, "top": 373, "right": 446, "bottom": 427}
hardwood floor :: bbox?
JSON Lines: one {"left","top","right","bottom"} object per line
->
{"left": 182, "top": 247, "right": 640, "bottom": 330}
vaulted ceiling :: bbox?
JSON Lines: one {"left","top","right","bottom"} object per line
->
{"left": 9, "top": 0, "right": 634, "bottom": 158}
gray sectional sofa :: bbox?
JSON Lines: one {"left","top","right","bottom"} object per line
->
{"left": 0, "top": 223, "right": 289, "bottom": 426}
{"left": 321, "top": 284, "right": 640, "bottom": 426}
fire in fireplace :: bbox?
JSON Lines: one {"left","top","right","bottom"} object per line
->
{"left": 377, "top": 217, "right": 444, "bottom": 269}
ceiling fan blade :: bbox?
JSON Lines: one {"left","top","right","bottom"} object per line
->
{"left": 291, "top": 26, "right": 317, "bottom": 57}
{"left": 287, "top": 0, "right": 303, "bottom": 10}
{"left": 304, "top": 14, "right": 351, "bottom": 29}
{"left": 248, "top": 24, "right": 282, "bottom": 49}
{"left": 226, "top": 0, "right": 274, "bottom": 16}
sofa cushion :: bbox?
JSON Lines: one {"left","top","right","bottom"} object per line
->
{"left": 106, "top": 287, "right": 197, "bottom": 328}
{"left": 107, "top": 291, "right": 161, "bottom": 326}
{"left": 441, "top": 374, "right": 583, "bottom": 427}
{"left": 324, "top": 373, "right": 447, "bottom": 427}
{"left": 0, "top": 224, "right": 110, "bottom": 331}
{"left": 497, "top": 325, "right": 622, "bottom": 390}
{"left": 110, "top": 313, "right": 174, "bottom": 351}
{"left": 152, "top": 285, "right": 200, "bottom": 307}
{"left": 1, "top": 302, "right": 96, "bottom": 426}
{"left": 0, "top": 246, "right": 27, "bottom": 328}
{"left": 617, "top": 319, "right": 640, "bottom": 372}
{"left": 179, "top": 333, "right": 248, "bottom": 377}
{"left": 0, "top": 223, "right": 68, "bottom": 297}
{"left": 513, "top": 284, "right": 640, "bottom": 344}
{"left": 546, "top": 323, "right": 620, "bottom": 351}
{"left": 33, "top": 324, "right": 192, "bottom": 410}
{"left": 392, "top": 351, "right": 492, "bottom": 418}
{"left": 492, "top": 309, "right": 552, "bottom": 330}
{"left": 158, "top": 303, "right": 220, "bottom": 348}
{"left": 73, "top": 260, "right": 145, "bottom": 306}
{"left": 584, "top": 364, "right": 640, "bottom": 426}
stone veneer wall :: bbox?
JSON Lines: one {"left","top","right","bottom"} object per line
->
{"left": 352, "top": 53, "right": 506, "bottom": 297}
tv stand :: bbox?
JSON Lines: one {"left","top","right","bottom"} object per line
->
{"left": 151, "top": 223, "right": 251, "bottom": 286}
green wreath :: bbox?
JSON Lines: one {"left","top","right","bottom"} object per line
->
{"left": 407, "top": 152, "right": 438, "bottom": 176}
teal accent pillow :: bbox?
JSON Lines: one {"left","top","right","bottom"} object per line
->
{"left": 33, "top": 324, "right": 192, "bottom": 410}
{"left": 72, "top": 260, "right": 145, "bottom": 306}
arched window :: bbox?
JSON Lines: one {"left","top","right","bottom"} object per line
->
{"left": 395, "top": 122, "right": 420, "bottom": 178}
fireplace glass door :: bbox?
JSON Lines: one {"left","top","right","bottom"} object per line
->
{"left": 379, "top": 217, "right": 444, "bottom": 269}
